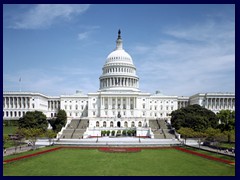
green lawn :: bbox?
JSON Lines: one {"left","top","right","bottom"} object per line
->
{"left": 3, "top": 125, "right": 18, "bottom": 135}
{"left": 3, "top": 126, "right": 18, "bottom": 148}
{"left": 3, "top": 148, "right": 235, "bottom": 176}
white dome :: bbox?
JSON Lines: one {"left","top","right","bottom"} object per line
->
{"left": 106, "top": 49, "right": 133, "bottom": 64}
{"left": 99, "top": 30, "right": 140, "bottom": 92}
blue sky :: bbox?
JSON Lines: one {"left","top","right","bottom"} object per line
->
{"left": 3, "top": 4, "right": 235, "bottom": 96}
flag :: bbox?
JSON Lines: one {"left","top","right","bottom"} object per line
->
{"left": 19, "top": 77, "right": 21, "bottom": 82}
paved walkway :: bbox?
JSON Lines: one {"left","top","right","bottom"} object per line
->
{"left": 3, "top": 138, "right": 235, "bottom": 158}
{"left": 3, "top": 144, "right": 44, "bottom": 157}
{"left": 187, "top": 144, "right": 235, "bottom": 157}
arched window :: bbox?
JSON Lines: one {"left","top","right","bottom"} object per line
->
{"left": 124, "top": 121, "right": 128, "bottom": 127}
{"left": 18, "top": 111, "right": 21, "bottom": 117}
{"left": 138, "top": 121, "right": 142, "bottom": 127}
{"left": 110, "top": 121, "right": 113, "bottom": 127}
{"left": 103, "top": 121, "right": 106, "bottom": 127}
{"left": 131, "top": 121, "right": 135, "bottom": 127}
{"left": 96, "top": 121, "right": 99, "bottom": 127}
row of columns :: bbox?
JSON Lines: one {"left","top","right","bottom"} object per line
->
{"left": 3, "top": 97, "right": 30, "bottom": 109}
{"left": 48, "top": 100, "right": 60, "bottom": 110}
{"left": 101, "top": 97, "right": 137, "bottom": 110}
{"left": 178, "top": 101, "right": 189, "bottom": 109}
{"left": 104, "top": 67, "right": 134, "bottom": 74}
{"left": 206, "top": 98, "right": 235, "bottom": 109}
{"left": 3, "top": 110, "right": 26, "bottom": 118}
{"left": 100, "top": 77, "right": 138, "bottom": 89}
{"left": 95, "top": 121, "right": 142, "bottom": 128}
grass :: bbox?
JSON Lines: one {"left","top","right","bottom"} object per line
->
{"left": 184, "top": 146, "right": 235, "bottom": 161}
{"left": 3, "top": 125, "right": 18, "bottom": 135}
{"left": 3, "top": 125, "right": 18, "bottom": 148}
{"left": 3, "top": 148, "right": 235, "bottom": 176}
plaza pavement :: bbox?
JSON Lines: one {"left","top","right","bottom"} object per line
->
{"left": 3, "top": 137, "right": 234, "bottom": 157}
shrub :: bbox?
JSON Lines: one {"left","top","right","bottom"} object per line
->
{"left": 111, "top": 131, "right": 115, "bottom": 136}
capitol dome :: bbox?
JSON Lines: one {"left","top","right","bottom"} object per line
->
{"left": 99, "top": 30, "right": 140, "bottom": 92}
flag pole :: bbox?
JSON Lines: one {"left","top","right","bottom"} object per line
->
{"left": 19, "top": 77, "right": 22, "bottom": 92}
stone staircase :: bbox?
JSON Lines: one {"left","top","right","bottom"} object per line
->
{"left": 61, "top": 119, "right": 88, "bottom": 139}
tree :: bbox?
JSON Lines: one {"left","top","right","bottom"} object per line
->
{"left": 177, "top": 127, "right": 195, "bottom": 144}
{"left": 49, "top": 110, "right": 67, "bottom": 132}
{"left": 217, "top": 110, "right": 235, "bottom": 131}
{"left": 3, "top": 134, "right": 9, "bottom": 149}
{"left": 171, "top": 104, "right": 218, "bottom": 132}
{"left": 193, "top": 131, "right": 207, "bottom": 149}
{"left": 111, "top": 130, "right": 115, "bottom": 136}
{"left": 18, "top": 111, "right": 48, "bottom": 131}
{"left": 21, "top": 128, "right": 43, "bottom": 150}
{"left": 44, "top": 130, "right": 56, "bottom": 145}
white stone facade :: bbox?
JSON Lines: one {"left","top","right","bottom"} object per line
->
{"left": 3, "top": 31, "right": 235, "bottom": 137}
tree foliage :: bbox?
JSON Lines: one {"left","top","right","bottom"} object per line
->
{"left": 44, "top": 130, "right": 56, "bottom": 145}
{"left": 18, "top": 111, "right": 48, "bottom": 131}
{"left": 49, "top": 110, "right": 67, "bottom": 132}
{"left": 216, "top": 110, "right": 235, "bottom": 131}
{"left": 171, "top": 104, "right": 218, "bottom": 132}
{"left": 19, "top": 128, "right": 44, "bottom": 149}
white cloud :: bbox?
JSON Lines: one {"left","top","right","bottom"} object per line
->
{"left": 11, "top": 4, "right": 90, "bottom": 29}
{"left": 133, "top": 20, "right": 235, "bottom": 96}
{"left": 77, "top": 26, "right": 100, "bottom": 41}
{"left": 78, "top": 32, "right": 89, "bottom": 40}
{"left": 3, "top": 67, "right": 99, "bottom": 96}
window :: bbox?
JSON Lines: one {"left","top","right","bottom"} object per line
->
{"left": 143, "top": 112, "right": 145, "bottom": 116}
{"left": 65, "top": 105, "right": 67, "bottom": 110}
{"left": 124, "top": 121, "right": 128, "bottom": 127}
{"left": 131, "top": 121, "right": 135, "bottom": 127}
{"left": 103, "top": 121, "right": 106, "bottom": 127}
{"left": 105, "top": 111, "right": 108, "bottom": 116}
{"left": 32, "top": 104, "right": 35, "bottom": 108}
{"left": 70, "top": 105, "right": 72, "bottom": 110}
{"left": 96, "top": 121, "right": 99, "bottom": 127}
{"left": 130, "top": 104, "right": 134, "bottom": 109}
{"left": 76, "top": 113, "right": 78, "bottom": 116}
{"left": 110, "top": 121, "right": 113, "bottom": 127}
{"left": 138, "top": 121, "right": 142, "bottom": 127}
{"left": 76, "top": 105, "right": 78, "bottom": 110}
{"left": 81, "top": 105, "right": 84, "bottom": 110}
{"left": 93, "top": 111, "right": 96, "bottom": 116}
{"left": 143, "top": 104, "right": 145, "bottom": 109}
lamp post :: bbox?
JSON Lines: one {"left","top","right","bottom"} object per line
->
{"left": 138, "top": 129, "right": 141, "bottom": 143}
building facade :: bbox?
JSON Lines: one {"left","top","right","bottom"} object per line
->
{"left": 3, "top": 30, "right": 235, "bottom": 137}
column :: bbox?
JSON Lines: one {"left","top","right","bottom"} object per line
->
{"left": 121, "top": 97, "right": 123, "bottom": 109}
{"left": 4, "top": 97, "right": 6, "bottom": 108}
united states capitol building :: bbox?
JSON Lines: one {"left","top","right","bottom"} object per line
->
{"left": 3, "top": 30, "right": 235, "bottom": 139}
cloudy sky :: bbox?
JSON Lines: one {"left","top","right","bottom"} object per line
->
{"left": 3, "top": 4, "right": 235, "bottom": 96}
